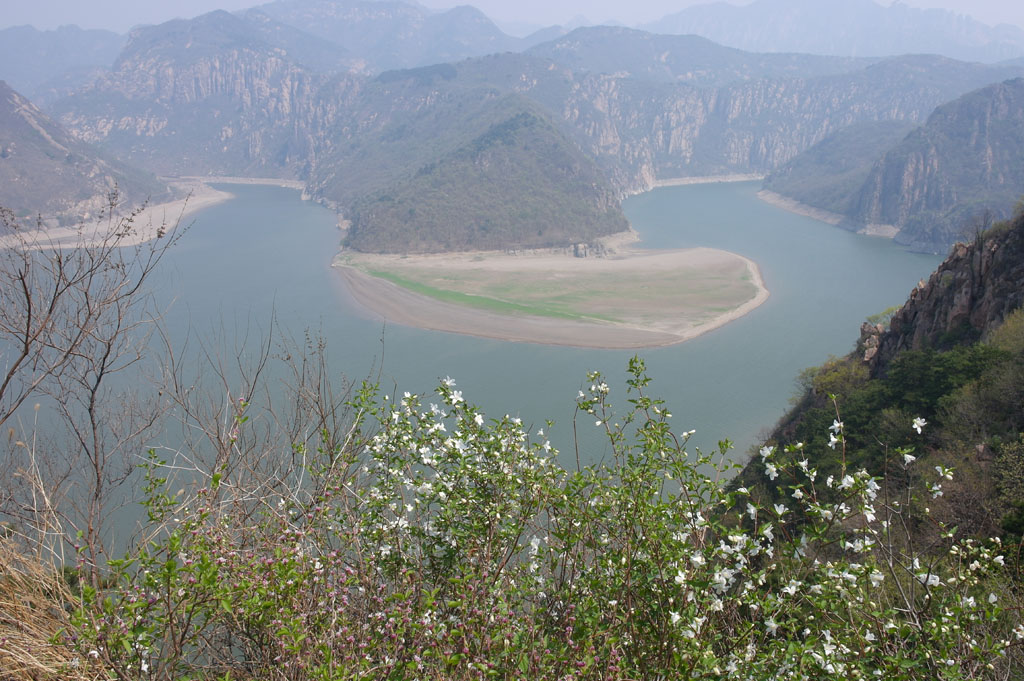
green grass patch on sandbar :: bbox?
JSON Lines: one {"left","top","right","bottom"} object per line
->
{"left": 366, "top": 270, "right": 619, "bottom": 323}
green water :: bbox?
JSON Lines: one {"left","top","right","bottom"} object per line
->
{"left": 159, "top": 181, "right": 941, "bottom": 465}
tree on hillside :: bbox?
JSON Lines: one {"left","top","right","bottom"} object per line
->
{"left": 0, "top": 194, "right": 183, "bottom": 581}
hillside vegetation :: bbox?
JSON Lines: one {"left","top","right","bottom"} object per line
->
{"left": 738, "top": 210, "right": 1024, "bottom": 548}
{"left": 341, "top": 98, "right": 627, "bottom": 253}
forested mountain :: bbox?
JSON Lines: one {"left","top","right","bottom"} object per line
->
{"left": 646, "top": 0, "right": 1024, "bottom": 63}
{"left": 0, "top": 81, "right": 166, "bottom": 225}
{"left": 767, "top": 78, "right": 1024, "bottom": 252}
{"left": 338, "top": 96, "right": 628, "bottom": 253}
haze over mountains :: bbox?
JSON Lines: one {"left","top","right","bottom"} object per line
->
{"left": 645, "top": 0, "right": 1024, "bottom": 62}
{"left": 2, "top": 0, "right": 1024, "bottom": 252}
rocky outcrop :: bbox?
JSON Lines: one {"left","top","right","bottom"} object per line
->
{"left": 869, "top": 213, "right": 1024, "bottom": 375}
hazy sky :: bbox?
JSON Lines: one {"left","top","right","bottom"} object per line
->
{"left": 3, "top": 0, "right": 1023, "bottom": 34}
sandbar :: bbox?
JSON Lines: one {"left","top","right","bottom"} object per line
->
{"left": 334, "top": 241, "right": 769, "bottom": 349}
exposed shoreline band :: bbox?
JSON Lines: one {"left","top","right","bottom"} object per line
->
{"left": 0, "top": 176, "right": 303, "bottom": 250}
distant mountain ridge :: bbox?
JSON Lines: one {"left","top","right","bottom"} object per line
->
{"left": 0, "top": 25, "right": 125, "bottom": 105}
{"left": 45, "top": 11, "right": 1024, "bottom": 251}
{"left": 525, "top": 26, "right": 873, "bottom": 86}
{"left": 645, "top": 0, "right": 1024, "bottom": 63}
{"left": 250, "top": 0, "right": 552, "bottom": 72}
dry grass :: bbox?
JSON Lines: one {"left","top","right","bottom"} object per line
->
{"left": 0, "top": 539, "right": 92, "bottom": 681}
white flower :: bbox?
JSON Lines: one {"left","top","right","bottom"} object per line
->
{"left": 903, "top": 453, "right": 916, "bottom": 466}
{"left": 473, "top": 413, "right": 484, "bottom": 426}
{"left": 989, "top": 593, "right": 998, "bottom": 604}
{"left": 765, "top": 463, "right": 778, "bottom": 480}
{"left": 765, "top": 618, "right": 779, "bottom": 635}
{"left": 774, "top": 503, "right": 787, "bottom": 516}
{"left": 994, "top": 555, "right": 1005, "bottom": 567}
{"left": 912, "top": 417, "right": 927, "bottom": 434}
{"left": 828, "top": 433, "right": 839, "bottom": 449}
{"left": 442, "top": 376, "right": 456, "bottom": 387}
{"left": 760, "top": 445, "right": 775, "bottom": 460}
{"left": 869, "top": 571, "right": 884, "bottom": 587}
{"left": 670, "top": 611, "right": 681, "bottom": 625}
{"left": 916, "top": 573, "right": 941, "bottom": 587}
{"left": 830, "top": 419, "right": 843, "bottom": 434}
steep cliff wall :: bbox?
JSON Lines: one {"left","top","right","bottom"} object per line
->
{"left": 51, "top": 11, "right": 361, "bottom": 177}
{"left": 866, "top": 213, "right": 1024, "bottom": 375}
{"left": 853, "top": 78, "right": 1024, "bottom": 253}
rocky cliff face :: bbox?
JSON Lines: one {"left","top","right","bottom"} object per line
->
{"left": 853, "top": 78, "right": 1024, "bottom": 253}
{"left": 866, "top": 213, "right": 1024, "bottom": 375}
{"left": 51, "top": 11, "right": 361, "bottom": 177}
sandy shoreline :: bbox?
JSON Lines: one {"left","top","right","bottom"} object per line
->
{"left": 756, "top": 189, "right": 843, "bottom": 225}
{"left": 176, "top": 175, "right": 304, "bottom": 189}
{"left": 0, "top": 176, "right": 305, "bottom": 250}
{"left": 655, "top": 174, "right": 765, "bottom": 187}
{"left": 757, "top": 189, "right": 900, "bottom": 238}
{"left": 334, "top": 244, "right": 769, "bottom": 350}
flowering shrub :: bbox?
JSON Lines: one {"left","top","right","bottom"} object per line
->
{"left": 65, "top": 359, "right": 1022, "bottom": 679}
